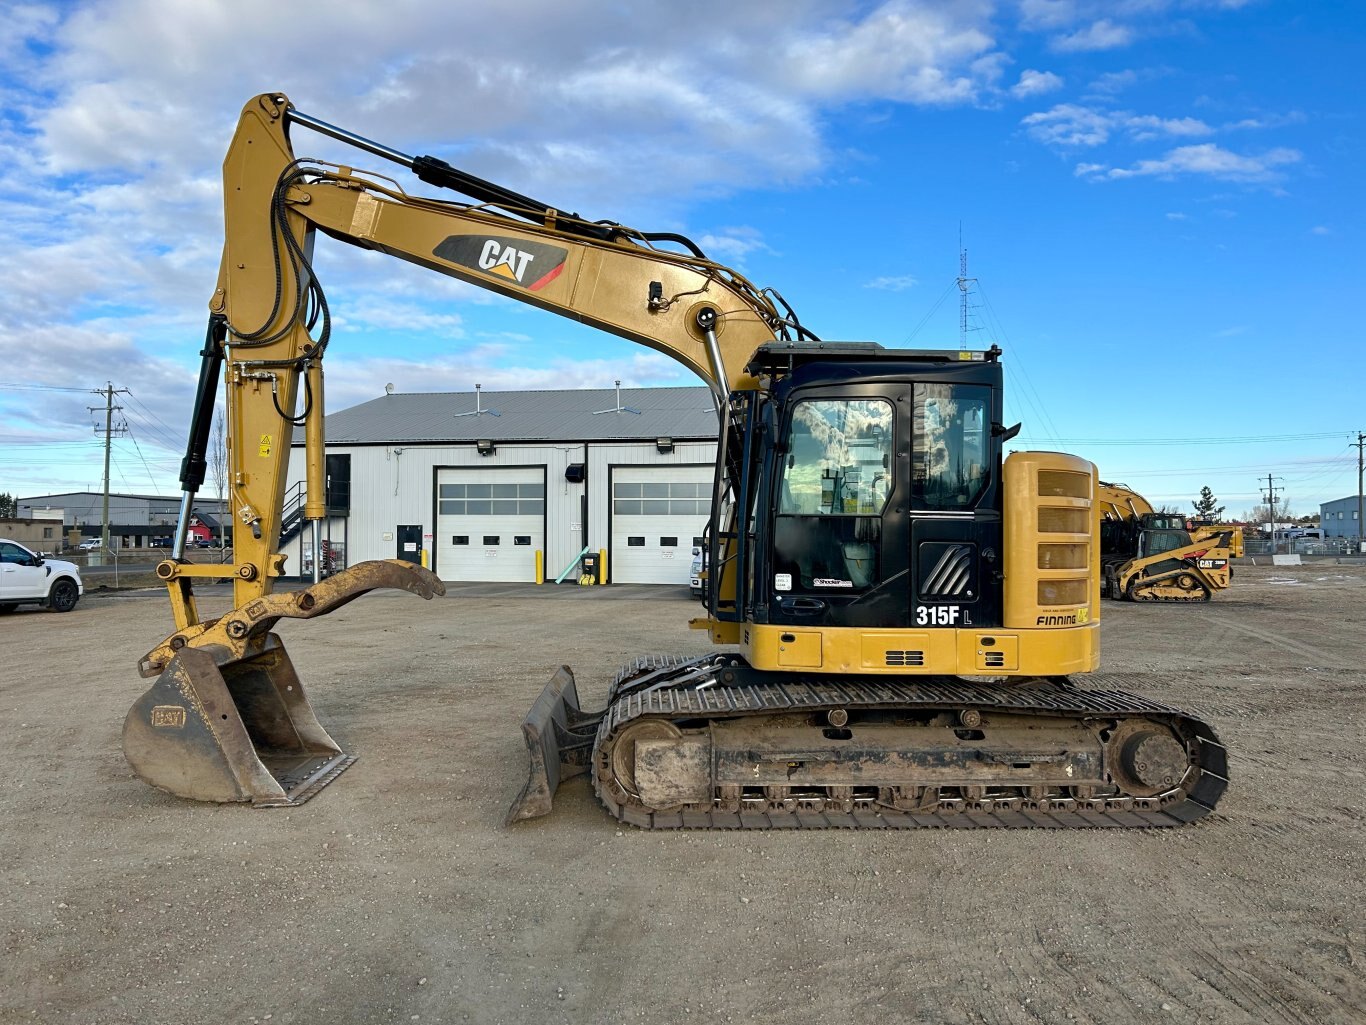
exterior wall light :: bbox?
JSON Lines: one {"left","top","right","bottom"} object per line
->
{"left": 476, "top": 439, "right": 496, "bottom": 456}
{"left": 656, "top": 437, "right": 674, "bottom": 454}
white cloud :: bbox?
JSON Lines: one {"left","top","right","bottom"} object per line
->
{"left": 1224, "top": 111, "right": 1307, "bottom": 132}
{"left": 1165, "top": 211, "right": 1188, "bottom": 220}
{"left": 864, "top": 275, "right": 919, "bottom": 291}
{"left": 696, "top": 228, "right": 773, "bottom": 265}
{"left": 1022, "top": 104, "right": 1115, "bottom": 147}
{"left": 1075, "top": 143, "right": 1302, "bottom": 182}
{"left": 1011, "top": 69, "right": 1065, "bottom": 98}
{"left": 1052, "top": 19, "right": 1135, "bottom": 52}
{"left": 1310, "top": 225, "right": 1332, "bottom": 236}
{"left": 1018, "top": 0, "right": 1079, "bottom": 30}
{"left": 322, "top": 350, "right": 693, "bottom": 411}
{"left": 1124, "top": 114, "right": 1212, "bottom": 141}
{"left": 1086, "top": 70, "right": 1140, "bottom": 95}
{"left": 1022, "top": 103, "right": 1213, "bottom": 148}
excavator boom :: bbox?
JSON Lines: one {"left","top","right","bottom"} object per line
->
{"left": 125, "top": 93, "right": 789, "bottom": 805}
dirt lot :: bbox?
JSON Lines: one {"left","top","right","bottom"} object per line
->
{"left": 2, "top": 563, "right": 1364, "bottom": 1025}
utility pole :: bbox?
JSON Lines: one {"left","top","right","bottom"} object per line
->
{"left": 88, "top": 383, "right": 130, "bottom": 553}
{"left": 1356, "top": 432, "right": 1365, "bottom": 551}
{"left": 1261, "top": 473, "right": 1283, "bottom": 554}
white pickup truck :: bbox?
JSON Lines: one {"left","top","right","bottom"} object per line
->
{"left": 0, "top": 539, "right": 84, "bottom": 613}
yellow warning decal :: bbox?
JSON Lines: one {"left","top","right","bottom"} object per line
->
{"left": 1076, "top": 606, "right": 1090, "bottom": 624}
{"left": 259, "top": 434, "right": 273, "bottom": 457}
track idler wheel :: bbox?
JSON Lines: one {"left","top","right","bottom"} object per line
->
{"left": 1107, "top": 720, "right": 1191, "bottom": 797}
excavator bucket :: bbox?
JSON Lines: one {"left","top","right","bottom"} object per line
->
{"left": 124, "top": 560, "right": 445, "bottom": 806}
{"left": 123, "top": 638, "right": 353, "bottom": 806}
{"left": 505, "top": 667, "right": 604, "bottom": 824}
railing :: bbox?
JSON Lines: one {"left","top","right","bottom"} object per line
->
{"left": 279, "top": 482, "right": 306, "bottom": 544}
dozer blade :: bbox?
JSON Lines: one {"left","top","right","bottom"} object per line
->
{"left": 124, "top": 559, "right": 445, "bottom": 806}
{"left": 505, "top": 666, "right": 604, "bottom": 824}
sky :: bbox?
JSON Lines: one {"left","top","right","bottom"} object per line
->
{"left": 0, "top": 0, "right": 1361, "bottom": 520}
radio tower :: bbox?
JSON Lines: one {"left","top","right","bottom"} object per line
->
{"left": 956, "top": 227, "right": 977, "bottom": 349}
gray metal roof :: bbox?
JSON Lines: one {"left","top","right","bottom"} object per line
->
{"left": 311, "top": 386, "right": 720, "bottom": 445}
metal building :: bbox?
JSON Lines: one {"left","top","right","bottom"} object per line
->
{"left": 285, "top": 385, "right": 719, "bottom": 584}
{"left": 16, "top": 492, "right": 228, "bottom": 548}
{"left": 1319, "top": 495, "right": 1363, "bottom": 539}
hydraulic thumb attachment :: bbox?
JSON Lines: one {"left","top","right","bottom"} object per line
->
{"left": 124, "top": 560, "right": 444, "bottom": 807}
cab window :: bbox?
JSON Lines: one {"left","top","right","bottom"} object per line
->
{"left": 779, "top": 399, "right": 894, "bottom": 516}
{"left": 912, "top": 384, "right": 989, "bottom": 510}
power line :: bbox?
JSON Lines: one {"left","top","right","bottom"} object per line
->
{"left": 0, "top": 382, "right": 94, "bottom": 393}
{"left": 976, "top": 283, "right": 1062, "bottom": 443}
{"left": 1017, "top": 430, "right": 1349, "bottom": 447}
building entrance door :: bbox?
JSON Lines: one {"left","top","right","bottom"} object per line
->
{"left": 396, "top": 524, "right": 423, "bottom": 565}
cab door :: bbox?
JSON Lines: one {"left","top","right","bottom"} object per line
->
{"left": 906, "top": 381, "right": 1001, "bottom": 631}
{"left": 767, "top": 391, "right": 908, "bottom": 629}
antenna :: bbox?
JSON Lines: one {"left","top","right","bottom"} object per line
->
{"left": 453, "top": 382, "right": 501, "bottom": 417}
{"left": 593, "top": 379, "right": 641, "bottom": 415}
{"left": 956, "top": 225, "right": 978, "bottom": 349}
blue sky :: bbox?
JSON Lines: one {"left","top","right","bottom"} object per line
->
{"left": 0, "top": 0, "right": 1361, "bottom": 519}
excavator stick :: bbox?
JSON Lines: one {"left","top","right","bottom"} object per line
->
{"left": 124, "top": 560, "right": 445, "bottom": 806}
{"left": 505, "top": 667, "right": 604, "bottom": 824}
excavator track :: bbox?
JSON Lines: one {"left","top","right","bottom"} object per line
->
{"left": 589, "top": 655, "right": 1227, "bottom": 830}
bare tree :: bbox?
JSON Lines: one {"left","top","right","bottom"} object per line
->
{"left": 209, "top": 408, "right": 228, "bottom": 546}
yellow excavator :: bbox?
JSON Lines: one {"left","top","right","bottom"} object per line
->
{"left": 122, "top": 93, "right": 1227, "bottom": 828}
{"left": 1097, "top": 481, "right": 1239, "bottom": 602}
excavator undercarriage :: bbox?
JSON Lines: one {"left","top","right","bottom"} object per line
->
{"left": 508, "top": 655, "right": 1228, "bottom": 829}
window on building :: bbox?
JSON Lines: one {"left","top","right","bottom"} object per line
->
{"left": 439, "top": 482, "right": 545, "bottom": 516}
{"left": 514, "top": 536, "right": 531, "bottom": 546}
{"left": 42, "top": 527, "right": 53, "bottom": 539}
{"left": 628, "top": 536, "right": 645, "bottom": 547}
{"left": 483, "top": 536, "right": 500, "bottom": 545}
{"left": 660, "top": 536, "right": 678, "bottom": 547}
{"left": 452, "top": 535, "right": 469, "bottom": 545}
{"left": 612, "top": 481, "right": 709, "bottom": 516}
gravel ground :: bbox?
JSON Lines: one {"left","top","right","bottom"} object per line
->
{"left": 2, "top": 563, "right": 1363, "bottom": 1025}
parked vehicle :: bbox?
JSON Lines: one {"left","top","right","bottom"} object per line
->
{"left": 0, "top": 538, "right": 83, "bottom": 613}
{"left": 689, "top": 547, "right": 707, "bottom": 599}
{"left": 78, "top": 538, "right": 102, "bottom": 551}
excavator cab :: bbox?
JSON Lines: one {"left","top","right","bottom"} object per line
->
{"left": 744, "top": 346, "right": 1005, "bottom": 637}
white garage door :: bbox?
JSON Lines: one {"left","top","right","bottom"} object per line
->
{"left": 436, "top": 469, "right": 544, "bottom": 582}
{"left": 610, "top": 467, "right": 712, "bottom": 584}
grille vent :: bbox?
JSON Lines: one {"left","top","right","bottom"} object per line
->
{"left": 885, "top": 650, "right": 926, "bottom": 667}
{"left": 923, "top": 544, "right": 973, "bottom": 596}
{"left": 982, "top": 651, "right": 1006, "bottom": 668}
